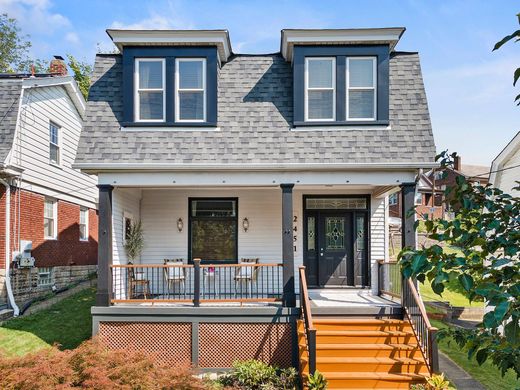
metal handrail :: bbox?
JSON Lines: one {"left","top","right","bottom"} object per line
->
{"left": 402, "top": 277, "right": 439, "bottom": 374}
{"left": 298, "top": 266, "right": 316, "bottom": 375}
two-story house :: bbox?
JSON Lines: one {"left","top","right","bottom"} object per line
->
{"left": 0, "top": 57, "right": 98, "bottom": 319}
{"left": 74, "top": 28, "right": 439, "bottom": 388}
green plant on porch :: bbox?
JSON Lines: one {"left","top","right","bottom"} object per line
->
{"left": 306, "top": 370, "right": 328, "bottom": 390}
{"left": 217, "top": 359, "right": 298, "bottom": 389}
{"left": 399, "top": 151, "right": 520, "bottom": 379}
{"left": 124, "top": 220, "right": 144, "bottom": 263}
{"left": 410, "top": 373, "right": 453, "bottom": 390}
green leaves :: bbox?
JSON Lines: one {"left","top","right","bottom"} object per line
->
{"left": 458, "top": 274, "right": 474, "bottom": 292}
{"left": 494, "top": 300, "right": 510, "bottom": 324}
{"left": 476, "top": 348, "right": 489, "bottom": 365}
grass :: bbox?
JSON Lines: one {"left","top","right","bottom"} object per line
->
{"left": 431, "top": 319, "right": 519, "bottom": 390}
{"left": 0, "top": 287, "right": 95, "bottom": 357}
{"left": 420, "top": 278, "right": 484, "bottom": 307}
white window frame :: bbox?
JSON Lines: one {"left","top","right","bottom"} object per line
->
{"left": 79, "top": 207, "right": 89, "bottom": 241}
{"left": 304, "top": 57, "right": 336, "bottom": 122}
{"left": 134, "top": 58, "right": 166, "bottom": 122}
{"left": 175, "top": 58, "right": 207, "bottom": 123}
{"left": 49, "top": 121, "right": 61, "bottom": 166}
{"left": 38, "top": 267, "right": 53, "bottom": 286}
{"left": 44, "top": 198, "right": 58, "bottom": 240}
{"left": 415, "top": 192, "right": 423, "bottom": 206}
{"left": 346, "top": 57, "right": 377, "bottom": 121}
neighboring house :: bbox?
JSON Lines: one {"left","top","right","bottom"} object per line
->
{"left": 74, "top": 28, "right": 439, "bottom": 386}
{"left": 389, "top": 156, "right": 489, "bottom": 221}
{"left": 490, "top": 131, "right": 520, "bottom": 197}
{"left": 0, "top": 57, "right": 98, "bottom": 318}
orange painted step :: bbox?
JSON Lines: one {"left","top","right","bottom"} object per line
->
{"left": 320, "top": 372, "right": 426, "bottom": 389}
{"left": 316, "top": 330, "right": 418, "bottom": 344}
{"left": 316, "top": 343, "right": 423, "bottom": 359}
{"left": 316, "top": 356, "right": 429, "bottom": 374}
{"left": 313, "top": 318, "right": 412, "bottom": 332}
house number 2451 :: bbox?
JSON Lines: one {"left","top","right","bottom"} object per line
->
{"left": 293, "top": 215, "right": 298, "bottom": 252}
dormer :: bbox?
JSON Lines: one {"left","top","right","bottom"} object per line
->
{"left": 107, "top": 29, "right": 232, "bottom": 127}
{"left": 281, "top": 28, "right": 405, "bottom": 127}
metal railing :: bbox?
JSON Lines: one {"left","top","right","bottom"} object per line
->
{"left": 402, "top": 277, "right": 439, "bottom": 374}
{"left": 110, "top": 259, "right": 283, "bottom": 305}
{"left": 377, "top": 260, "right": 439, "bottom": 374}
{"left": 298, "top": 266, "right": 316, "bottom": 375}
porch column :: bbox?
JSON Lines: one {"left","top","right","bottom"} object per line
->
{"left": 96, "top": 184, "right": 113, "bottom": 306}
{"left": 280, "top": 183, "right": 296, "bottom": 307}
{"left": 400, "top": 182, "right": 417, "bottom": 249}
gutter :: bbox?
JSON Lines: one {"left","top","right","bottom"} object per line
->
{"left": 73, "top": 161, "right": 439, "bottom": 174}
{"left": 0, "top": 177, "right": 19, "bottom": 316}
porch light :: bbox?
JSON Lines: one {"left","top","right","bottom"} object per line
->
{"left": 242, "top": 217, "right": 250, "bottom": 232}
{"left": 177, "top": 218, "right": 184, "bottom": 232}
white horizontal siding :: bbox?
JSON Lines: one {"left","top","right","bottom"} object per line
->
{"left": 112, "top": 188, "right": 142, "bottom": 265}
{"left": 496, "top": 146, "right": 520, "bottom": 197}
{"left": 111, "top": 187, "right": 387, "bottom": 294}
{"left": 10, "top": 85, "right": 97, "bottom": 207}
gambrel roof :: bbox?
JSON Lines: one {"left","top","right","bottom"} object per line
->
{"left": 75, "top": 51, "right": 436, "bottom": 169}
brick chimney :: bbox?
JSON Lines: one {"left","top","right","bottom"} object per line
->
{"left": 49, "top": 55, "right": 67, "bottom": 76}
{"left": 454, "top": 155, "right": 461, "bottom": 171}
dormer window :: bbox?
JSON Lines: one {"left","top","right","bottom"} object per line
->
{"left": 347, "top": 57, "right": 376, "bottom": 120}
{"left": 176, "top": 58, "right": 206, "bottom": 122}
{"left": 135, "top": 58, "right": 165, "bottom": 122}
{"left": 305, "top": 58, "right": 335, "bottom": 121}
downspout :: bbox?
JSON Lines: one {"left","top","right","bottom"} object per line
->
{"left": 0, "top": 177, "right": 20, "bottom": 316}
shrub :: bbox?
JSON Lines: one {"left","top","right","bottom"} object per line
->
{"left": 307, "top": 370, "right": 327, "bottom": 390}
{"left": 217, "top": 359, "right": 298, "bottom": 389}
{"left": 0, "top": 338, "right": 206, "bottom": 389}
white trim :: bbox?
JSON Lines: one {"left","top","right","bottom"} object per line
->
{"left": 175, "top": 58, "right": 207, "bottom": 123}
{"left": 106, "top": 29, "right": 232, "bottom": 63}
{"left": 79, "top": 207, "right": 89, "bottom": 241}
{"left": 291, "top": 125, "right": 390, "bottom": 131}
{"left": 304, "top": 57, "right": 336, "bottom": 122}
{"left": 75, "top": 162, "right": 438, "bottom": 173}
{"left": 121, "top": 126, "right": 220, "bottom": 132}
{"left": 281, "top": 28, "right": 405, "bottom": 62}
{"left": 346, "top": 57, "right": 377, "bottom": 121}
{"left": 44, "top": 197, "right": 58, "bottom": 240}
{"left": 134, "top": 58, "right": 166, "bottom": 122}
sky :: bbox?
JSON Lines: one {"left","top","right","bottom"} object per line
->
{"left": 1, "top": 0, "right": 518, "bottom": 167}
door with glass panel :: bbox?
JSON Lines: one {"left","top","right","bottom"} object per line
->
{"left": 304, "top": 196, "right": 369, "bottom": 287}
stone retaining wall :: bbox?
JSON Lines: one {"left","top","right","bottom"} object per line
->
{"left": 9, "top": 264, "right": 96, "bottom": 308}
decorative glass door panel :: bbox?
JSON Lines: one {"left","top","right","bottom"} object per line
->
{"left": 325, "top": 217, "right": 345, "bottom": 250}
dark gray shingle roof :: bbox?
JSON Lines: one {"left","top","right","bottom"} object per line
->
{"left": 75, "top": 52, "right": 436, "bottom": 166}
{"left": 0, "top": 80, "right": 22, "bottom": 163}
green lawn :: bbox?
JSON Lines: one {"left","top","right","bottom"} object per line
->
{"left": 0, "top": 287, "right": 95, "bottom": 357}
{"left": 431, "top": 319, "right": 519, "bottom": 390}
{"left": 420, "top": 279, "right": 484, "bottom": 307}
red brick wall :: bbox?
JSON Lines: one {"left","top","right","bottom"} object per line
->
{"left": 1, "top": 187, "right": 98, "bottom": 268}
{"left": 0, "top": 186, "right": 6, "bottom": 269}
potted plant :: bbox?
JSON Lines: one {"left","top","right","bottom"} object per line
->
{"left": 124, "top": 220, "right": 144, "bottom": 275}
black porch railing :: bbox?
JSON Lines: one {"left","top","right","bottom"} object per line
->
{"left": 377, "top": 260, "right": 439, "bottom": 374}
{"left": 110, "top": 260, "right": 283, "bottom": 305}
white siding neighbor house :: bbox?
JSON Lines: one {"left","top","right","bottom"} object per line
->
{"left": 0, "top": 58, "right": 98, "bottom": 319}
{"left": 490, "top": 131, "right": 520, "bottom": 197}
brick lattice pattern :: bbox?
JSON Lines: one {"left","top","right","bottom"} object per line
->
{"left": 98, "top": 322, "right": 192, "bottom": 365}
{"left": 198, "top": 322, "right": 293, "bottom": 368}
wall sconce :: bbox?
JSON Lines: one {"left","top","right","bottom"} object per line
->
{"left": 242, "top": 217, "right": 250, "bottom": 232}
{"left": 177, "top": 218, "right": 184, "bottom": 232}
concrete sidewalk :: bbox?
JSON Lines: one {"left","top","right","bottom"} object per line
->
{"left": 439, "top": 352, "right": 486, "bottom": 390}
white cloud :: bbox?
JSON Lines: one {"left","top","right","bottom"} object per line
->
{"left": 0, "top": 0, "right": 71, "bottom": 34}
{"left": 65, "top": 31, "right": 79, "bottom": 45}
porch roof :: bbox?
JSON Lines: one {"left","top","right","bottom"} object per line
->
{"left": 75, "top": 52, "right": 435, "bottom": 171}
